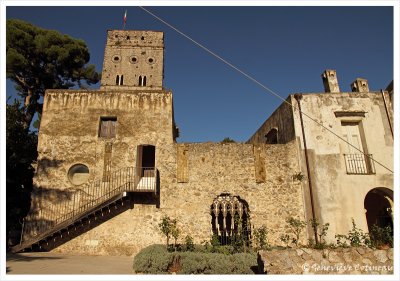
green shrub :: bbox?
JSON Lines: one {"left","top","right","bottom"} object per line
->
{"left": 204, "top": 254, "right": 231, "bottom": 274}
{"left": 178, "top": 252, "right": 211, "bottom": 274}
{"left": 184, "top": 235, "right": 195, "bottom": 251}
{"left": 287, "top": 217, "right": 307, "bottom": 246}
{"left": 132, "top": 244, "right": 172, "bottom": 274}
{"left": 178, "top": 252, "right": 256, "bottom": 274}
{"left": 280, "top": 234, "right": 290, "bottom": 247}
{"left": 212, "top": 245, "right": 235, "bottom": 255}
{"left": 309, "top": 218, "right": 330, "bottom": 249}
{"left": 334, "top": 218, "right": 371, "bottom": 248}
{"left": 253, "top": 225, "right": 269, "bottom": 250}
{"left": 133, "top": 244, "right": 257, "bottom": 274}
{"left": 369, "top": 224, "right": 393, "bottom": 248}
{"left": 158, "top": 215, "right": 174, "bottom": 248}
{"left": 230, "top": 253, "right": 257, "bottom": 274}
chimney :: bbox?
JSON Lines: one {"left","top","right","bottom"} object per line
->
{"left": 321, "top": 70, "right": 340, "bottom": 93}
{"left": 351, "top": 78, "right": 369, "bottom": 92}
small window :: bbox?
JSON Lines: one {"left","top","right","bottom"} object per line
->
{"left": 68, "top": 164, "right": 90, "bottom": 185}
{"left": 147, "top": 57, "right": 155, "bottom": 64}
{"left": 112, "top": 55, "right": 120, "bottom": 62}
{"left": 99, "top": 117, "right": 117, "bottom": 138}
{"left": 130, "top": 56, "right": 138, "bottom": 63}
{"left": 116, "top": 75, "right": 123, "bottom": 85}
{"left": 139, "top": 75, "right": 147, "bottom": 87}
{"left": 265, "top": 128, "right": 278, "bottom": 144}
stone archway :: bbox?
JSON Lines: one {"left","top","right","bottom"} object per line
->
{"left": 364, "top": 187, "right": 393, "bottom": 232}
{"left": 210, "top": 194, "right": 251, "bottom": 245}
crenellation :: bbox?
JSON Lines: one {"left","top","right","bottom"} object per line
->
{"left": 44, "top": 90, "right": 172, "bottom": 112}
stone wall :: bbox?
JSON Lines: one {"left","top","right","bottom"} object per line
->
{"left": 247, "top": 96, "right": 295, "bottom": 144}
{"left": 52, "top": 140, "right": 308, "bottom": 256}
{"left": 258, "top": 247, "right": 394, "bottom": 274}
{"left": 31, "top": 89, "right": 175, "bottom": 222}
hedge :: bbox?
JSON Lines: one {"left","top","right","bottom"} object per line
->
{"left": 132, "top": 244, "right": 257, "bottom": 274}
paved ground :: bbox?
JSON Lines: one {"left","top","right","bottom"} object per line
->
{"left": 6, "top": 252, "right": 135, "bottom": 274}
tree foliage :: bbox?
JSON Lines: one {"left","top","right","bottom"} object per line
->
{"left": 6, "top": 19, "right": 100, "bottom": 128}
{"left": 221, "top": 137, "right": 236, "bottom": 143}
{"left": 6, "top": 100, "right": 38, "bottom": 247}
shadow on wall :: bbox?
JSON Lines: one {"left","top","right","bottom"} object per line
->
{"left": 7, "top": 157, "right": 66, "bottom": 249}
{"left": 35, "top": 196, "right": 135, "bottom": 252}
{"left": 36, "top": 157, "right": 64, "bottom": 176}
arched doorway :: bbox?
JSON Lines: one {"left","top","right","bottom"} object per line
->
{"left": 210, "top": 194, "right": 251, "bottom": 245}
{"left": 364, "top": 187, "right": 393, "bottom": 232}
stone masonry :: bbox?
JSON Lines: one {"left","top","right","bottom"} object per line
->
{"left": 258, "top": 247, "right": 394, "bottom": 274}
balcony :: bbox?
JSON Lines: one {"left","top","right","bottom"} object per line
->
{"left": 134, "top": 167, "right": 157, "bottom": 191}
{"left": 344, "top": 154, "right": 375, "bottom": 175}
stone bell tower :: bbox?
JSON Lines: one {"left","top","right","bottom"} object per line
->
{"left": 100, "top": 30, "right": 164, "bottom": 90}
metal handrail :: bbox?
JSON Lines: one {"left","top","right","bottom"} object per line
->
{"left": 21, "top": 166, "right": 157, "bottom": 243}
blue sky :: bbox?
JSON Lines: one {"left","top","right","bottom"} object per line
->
{"left": 5, "top": 6, "right": 393, "bottom": 143}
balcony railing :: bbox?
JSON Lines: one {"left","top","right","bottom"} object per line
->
{"left": 344, "top": 154, "right": 375, "bottom": 174}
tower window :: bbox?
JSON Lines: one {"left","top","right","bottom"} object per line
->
{"left": 139, "top": 76, "right": 147, "bottom": 87}
{"left": 112, "top": 55, "right": 120, "bottom": 62}
{"left": 99, "top": 117, "right": 117, "bottom": 138}
{"left": 116, "top": 75, "right": 123, "bottom": 85}
{"left": 130, "top": 56, "right": 138, "bottom": 63}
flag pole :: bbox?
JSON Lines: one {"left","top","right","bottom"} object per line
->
{"left": 123, "top": 10, "right": 127, "bottom": 30}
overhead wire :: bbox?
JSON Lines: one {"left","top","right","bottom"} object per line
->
{"left": 139, "top": 6, "right": 394, "bottom": 174}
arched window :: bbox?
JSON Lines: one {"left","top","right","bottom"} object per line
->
{"left": 210, "top": 194, "right": 251, "bottom": 245}
{"left": 139, "top": 76, "right": 142, "bottom": 86}
{"left": 143, "top": 76, "right": 147, "bottom": 86}
{"left": 115, "top": 75, "right": 120, "bottom": 85}
{"left": 68, "top": 164, "right": 90, "bottom": 185}
{"left": 364, "top": 187, "right": 393, "bottom": 232}
{"left": 120, "top": 75, "right": 124, "bottom": 85}
{"left": 265, "top": 128, "right": 278, "bottom": 144}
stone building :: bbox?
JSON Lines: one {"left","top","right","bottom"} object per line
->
{"left": 13, "top": 29, "right": 394, "bottom": 256}
{"left": 248, "top": 70, "right": 394, "bottom": 242}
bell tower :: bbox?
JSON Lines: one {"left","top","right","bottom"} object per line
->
{"left": 100, "top": 30, "right": 164, "bottom": 90}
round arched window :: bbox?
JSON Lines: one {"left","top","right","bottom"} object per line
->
{"left": 112, "top": 55, "right": 121, "bottom": 63}
{"left": 147, "top": 57, "right": 155, "bottom": 64}
{"left": 130, "top": 56, "right": 138, "bottom": 64}
{"left": 68, "top": 164, "right": 90, "bottom": 185}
